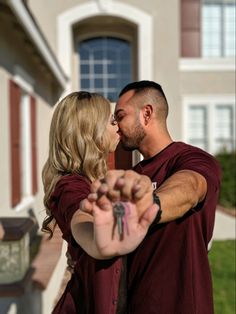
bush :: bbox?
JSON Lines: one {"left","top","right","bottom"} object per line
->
{"left": 215, "top": 151, "right": 236, "bottom": 208}
{"left": 209, "top": 240, "right": 236, "bottom": 314}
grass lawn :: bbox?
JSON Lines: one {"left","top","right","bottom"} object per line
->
{"left": 209, "top": 240, "right": 236, "bottom": 314}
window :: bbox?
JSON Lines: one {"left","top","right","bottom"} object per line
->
{"left": 79, "top": 37, "right": 132, "bottom": 101}
{"left": 185, "top": 99, "right": 235, "bottom": 154}
{"left": 20, "top": 92, "right": 32, "bottom": 198}
{"left": 202, "top": 0, "right": 235, "bottom": 57}
{"left": 9, "top": 80, "right": 37, "bottom": 209}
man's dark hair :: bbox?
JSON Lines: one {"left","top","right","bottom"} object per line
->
{"left": 119, "top": 80, "right": 167, "bottom": 101}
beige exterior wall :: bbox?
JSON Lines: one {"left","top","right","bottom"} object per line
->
{"left": 27, "top": 0, "right": 87, "bottom": 55}
{"left": 180, "top": 71, "right": 235, "bottom": 95}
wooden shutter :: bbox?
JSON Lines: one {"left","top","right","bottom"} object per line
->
{"left": 181, "top": 0, "right": 201, "bottom": 57}
{"left": 30, "top": 95, "right": 38, "bottom": 195}
{"left": 9, "top": 80, "right": 21, "bottom": 207}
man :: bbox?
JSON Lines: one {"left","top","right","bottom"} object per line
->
{"left": 90, "top": 81, "right": 221, "bottom": 313}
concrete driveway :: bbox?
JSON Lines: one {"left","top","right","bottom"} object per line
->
{"left": 213, "top": 208, "right": 236, "bottom": 240}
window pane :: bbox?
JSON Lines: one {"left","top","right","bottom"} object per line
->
{"left": 94, "top": 64, "right": 103, "bottom": 74}
{"left": 214, "top": 105, "right": 234, "bottom": 152}
{"left": 80, "top": 64, "right": 89, "bottom": 74}
{"left": 202, "top": 1, "right": 236, "bottom": 57}
{"left": 78, "top": 37, "right": 132, "bottom": 100}
{"left": 94, "top": 79, "right": 103, "bottom": 89}
{"left": 202, "top": 4, "right": 221, "bottom": 57}
{"left": 187, "top": 106, "right": 208, "bottom": 150}
{"left": 81, "top": 79, "right": 90, "bottom": 89}
{"left": 224, "top": 5, "right": 236, "bottom": 56}
{"left": 94, "top": 50, "right": 104, "bottom": 60}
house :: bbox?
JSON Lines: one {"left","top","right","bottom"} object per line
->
{"left": 0, "top": 0, "right": 235, "bottom": 313}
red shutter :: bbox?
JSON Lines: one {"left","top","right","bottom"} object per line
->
{"left": 181, "top": 0, "right": 201, "bottom": 57}
{"left": 30, "top": 95, "right": 38, "bottom": 195}
{"left": 107, "top": 152, "right": 115, "bottom": 170}
{"left": 9, "top": 80, "right": 21, "bottom": 207}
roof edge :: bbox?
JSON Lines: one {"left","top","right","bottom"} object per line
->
{"left": 8, "top": 0, "right": 68, "bottom": 89}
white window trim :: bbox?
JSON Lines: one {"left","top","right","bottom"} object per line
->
{"left": 57, "top": 1, "right": 153, "bottom": 95}
{"left": 14, "top": 66, "right": 34, "bottom": 94}
{"left": 183, "top": 95, "right": 235, "bottom": 154}
{"left": 179, "top": 57, "right": 235, "bottom": 72}
{"left": 14, "top": 196, "right": 35, "bottom": 213}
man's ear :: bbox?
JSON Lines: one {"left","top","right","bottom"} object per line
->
{"left": 142, "top": 104, "right": 153, "bottom": 125}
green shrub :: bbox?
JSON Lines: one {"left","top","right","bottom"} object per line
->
{"left": 209, "top": 240, "right": 236, "bottom": 314}
{"left": 215, "top": 151, "right": 236, "bottom": 208}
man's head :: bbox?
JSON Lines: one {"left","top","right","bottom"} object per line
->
{"left": 115, "top": 80, "right": 169, "bottom": 152}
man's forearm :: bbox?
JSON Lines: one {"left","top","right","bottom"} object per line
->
{"left": 155, "top": 170, "right": 207, "bottom": 223}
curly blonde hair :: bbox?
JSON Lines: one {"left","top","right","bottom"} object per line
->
{"left": 42, "top": 91, "right": 111, "bottom": 237}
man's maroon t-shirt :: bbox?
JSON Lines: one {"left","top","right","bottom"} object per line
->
{"left": 129, "top": 142, "right": 221, "bottom": 314}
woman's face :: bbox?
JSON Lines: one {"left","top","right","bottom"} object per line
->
{"left": 106, "top": 114, "right": 120, "bottom": 152}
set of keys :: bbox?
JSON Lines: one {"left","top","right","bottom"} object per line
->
{"left": 113, "top": 202, "right": 130, "bottom": 238}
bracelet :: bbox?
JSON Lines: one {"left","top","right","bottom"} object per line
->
{"left": 151, "top": 192, "right": 162, "bottom": 225}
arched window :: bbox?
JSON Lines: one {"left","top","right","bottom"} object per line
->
{"left": 79, "top": 37, "right": 132, "bottom": 101}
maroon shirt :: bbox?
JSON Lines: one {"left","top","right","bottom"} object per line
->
{"left": 129, "top": 142, "right": 221, "bottom": 314}
{"left": 49, "top": 175, "right": 123, "bottom": 314}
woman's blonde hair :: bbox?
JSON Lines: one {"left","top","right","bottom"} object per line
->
{"left": 42, "top": 91, "right": 111, "bottom": 237}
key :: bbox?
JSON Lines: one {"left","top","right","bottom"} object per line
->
{"left": 113, "top": 202, "right": 125, "bottom": 237}
{"left": 122, "top": 203, "right": 130, "bottom": 236}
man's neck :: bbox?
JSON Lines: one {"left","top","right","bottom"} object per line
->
{"left": 139, "top": 136, "right": 173, "bottom": 160}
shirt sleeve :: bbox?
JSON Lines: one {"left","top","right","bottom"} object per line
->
{"left": 51, "top": 175, "right": 91, "bottom": 230}
{"left": 173, "top": 148, "right": 222, "bottom": 203}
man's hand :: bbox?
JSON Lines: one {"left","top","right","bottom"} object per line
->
{"left": 89, "top": 169, "right": 155, "bottom": 217}
{"left": 75, "top": 170, "right": 159, "bottom": 258}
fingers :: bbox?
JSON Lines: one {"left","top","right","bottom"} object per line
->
{"left": 92, "top": 170, "right": 152, "bottom": 203}
{"left": 80, "top": 199, "right": 93, "bottom": 214}
{"left": 132, "top": 175, "right": 152, "bottom": 200}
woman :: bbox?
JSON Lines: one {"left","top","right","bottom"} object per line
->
{"left": 42, "top": 91, "right": 122, "bottom": 313}
{"left": 42, "top": 91, "right": 156, "bottom": 313}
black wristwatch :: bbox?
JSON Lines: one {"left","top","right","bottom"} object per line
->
{"left": 151, "top": 192, "right": 162, "bottom": 225}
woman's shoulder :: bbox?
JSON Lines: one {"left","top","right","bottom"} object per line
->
{"left": 53, "top": 173, "right": 91, "bottom": 198}
{"left": 59, "top": 173, "right": 90, "bottom": 185}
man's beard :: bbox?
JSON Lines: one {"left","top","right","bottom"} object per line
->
{"left": 121, "top": 120, "right": 146, "bottom": 151}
